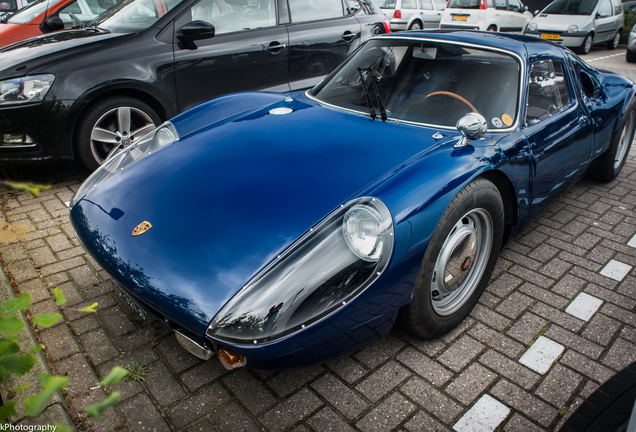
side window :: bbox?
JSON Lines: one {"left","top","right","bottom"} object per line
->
{"left": 508, "top": 0, "right": 521, "bottom": 12}
{"left": 419, "top": 0, "right": 433, "bottom": 10}
{"left": 494, "top": 0, "right": 506, "bottom": 10}
{"left": 526, "top": 60, "right": 571, "bottom": 126}
{"left": 191, "top": 0, "right": 276, "bottom": 34}
{"left": 598, "top": 0, "right": 612, "bottom": 16}
{"left": 289, "top": 0, "right": 344, "bottom": 21}
{"left": 611, "top": 0, "right": 622, "bottom": 15}
{"left": 401, "top": 0, "right": 416, "bottom": 8}
{"left": 433, "top": 0, "right": 446, "bottom": 9}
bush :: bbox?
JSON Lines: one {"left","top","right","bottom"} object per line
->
{"left": 622, "top": 11, "right": 636, "bottom": 44}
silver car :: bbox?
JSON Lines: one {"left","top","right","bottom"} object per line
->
{"left": 628, "top": 25, "right": 636, "bottom": 62}
{"left": 524, "top": 0, "right": 624, "bottom": 54}
{"left": 378, "top": 0, "right": 447, "bottom": 30}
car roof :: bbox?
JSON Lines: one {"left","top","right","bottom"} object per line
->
{"left": 375, "top": 30, "right": 568, "bottom": 60}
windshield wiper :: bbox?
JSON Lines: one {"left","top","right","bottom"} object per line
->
{"left": 357, "top": 61, "right": 387, "bottom": 121}
{"left": 357, "top": 67, "right": 377, "bottom": 119}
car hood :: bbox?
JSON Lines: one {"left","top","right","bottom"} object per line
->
{"left": 71, "top": 92, "right": 451, "bottom": 334}
{"left": 530, "top": 14, "right": 592, "bottom": 30}
{"left": 0, "top": 29, "right": 126, "bottom": 77}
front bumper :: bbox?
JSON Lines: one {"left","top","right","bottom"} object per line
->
{"left": 524, "top": 30, "right": 587, "bottom": 48}
{"left": 439, "top": 23, "right": 483, "bottom": 30}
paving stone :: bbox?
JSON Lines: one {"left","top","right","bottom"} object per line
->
{"left": 401, "top": 377, "right": 462, "bottom": 423}
{"left": 404, "top": 410, "right": 451, "bottom": 432}
{"left": 485, "top": 273, "right": 523, "bottom": 298}
{"left": 585, "top": 284, "right": 636, "bottom": 310}
{"left": 454, "top": 394, "right": 510, "bottom": 432}
{"left": 6, "top": 259, "right": 38, "bottom": 282}
{"left": 529, "top": 244, "right": 561, "bottom": 263}
{"left": 469, "top": 323, "right": 524, "bottom": 358}
{"left": 500, "top": 249, "right": 542, "bottom": 270}
{"left": 267, "top": 364, "right": 324, "bottom": 397}
{"left": 518, "top": 230, "right": 549, "bottom": 248}
{"left": 601, "top": 303, "right": 636, "bottom": 326}
{"left": 311, "top": 373, "right": 366, "bottom": 420}
{"left": 39, "top": 324, "right": 80, "bottom": 361}
{"left": 503, "top": 413, "right": 544, "bottom": 432}
{"left": 39, "top": 256, "right": 85, "bottom": 277}
{"left": 469, "top": 304, "right": 511, "bottom": 331}
{"left": 479, "top": 350, "right": 539, "bottom": 390}
{"left": 165, "top": 382, "right": 230, "bottom": 429}
{"left": 560, "top": 350, "right": 615, "bottom": 384}
{"left": 545, "top": 325, "right": 604, "bottom": 360}
{"left": 307, "top": 407, "right": 357, "bottom": 432}
{"left": 68, "top": 264, "right": 100, "bottom": 288}
{"left": 354, "top": 333, "right": 405, "bottom": 369}
{"left": 571, "top": 266, "right": 618, "bottom": 290}
{"left": 98, "top": 305, "right": 136, "bottom": 337}
{"left": 445, "top": 363, "right": 497, "bottom": 406}
{"left": 396, "top": 347, "right": 453, "bottom": 387}
{"left": 506, "top": 313, "right": 549, "bottom": 345}
{"left": 600, "top": 259, "right": 632, "bottom": 281}
{"left": 18, "top": 278, "right": 51, "bottom": 303}
{"left": 490, "top": 380, "right": 557, "bottom": 427}
{"left": 325, "top": 355, "right": 367, "bottom": 384}
{"left": 69, "top": 314, "right": 101, "bottom": 335}
{"left": 118, "top": 392, "right": 171, "bottom": 432}
{"left": 0, "top": 243, "right": 27, "bottom": 262}
{"left": 69, "top": 389, "right": 124, "bottom": 432}
{"left": 208, "top": 401, "right": 260, "bottom": 432}
{"left": 565, "top": 292, "right": 603, "bottom": 322}
{"left": 53, "top": 354, "right": 99, "bottom": 396}
{"left": 355, "top": 361, "right": 410, "bottom": 403}
{"left": 534, "top": 364, "right": 583, "bottom": 408}
{"left": 582, "top": 313, "right": 621, "bottom": 345}
{"left": 539, "top": 258, "right": 572, "bottom": 279}
{"left": 260, "top": 388, "right": 323, "bottom": 432}
{"left": 180, "top": 359, "right": 226, "bottom": 392}
{"left": 519, "top": 283, "right": 569, "bottom": 309}
{"left": 356, "top": 393, "right": 415, "bottom": 432}
{"left": 144, "top": 361, "right": 187, "bottom": 407}
{"left": 154, "top": 336, "right": 201, "bottom": 374}
{"left": 45, "top": 233, "right": 73, "bottom": 252}
{"left": 603, "top": 337, "right": 636, "bottom": 371}
{"left": 28, "top": 246, "right": 57, "bottom": 268}
{"left": 223, "top": 369, "right": 276, "bottom": 414}
{"left": 495, "top": 291, "right": 534, "bottom": 319}
{"left": 507, "top": 265, "right": 555, "bottom": 289}
{"left": 531, "top": 303, "right": 584, "bottom": 333}
{"left": 437, "top": 335, "right": 485, "bottom": 372}
{"left": 441, "top": 317, "right": 476, "bottom": 344}
{"left": 79, "top": 329, "right": 119, "bottom": 365}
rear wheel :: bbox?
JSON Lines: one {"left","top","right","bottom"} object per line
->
{"left": 590, "top": 105, "right": 636, "bottom": 182}
{"left": 409, "top": 20, "right": 422, "bottom": 30}
{"left": 398, "top": 178, "right": 504, "bottom": 339}
{"left": 607, "top": 30, "right": 620, "bottom": 49}
{"left": 74, "top": 96, "right": 161, "bottom": 171}
{"left": 627, "top": 49, "right": 636, "bottom": 63}
{"left": 487, "top": 25, "right": 497, "bottom": 31}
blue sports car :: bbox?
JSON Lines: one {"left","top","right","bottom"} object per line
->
{"left": 70, "top": 31, "right": 636, "bottom": 370}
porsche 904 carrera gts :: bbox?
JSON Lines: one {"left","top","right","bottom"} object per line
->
{"left": 69, "top": 31, "right": 636, "bottom": 369}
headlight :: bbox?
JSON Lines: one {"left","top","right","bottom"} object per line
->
{"left": 528, "top": 23, "right": 538, "bottom": 32}
{"left": 206, "top": 197, "right": 394, "bottom": 345}
{"left": 69, "top": 122, "right": 178, "bottom": 207}
{"left": 0, "top": 75, "right": 55, "bottom": 105}
{"left": 567, "top": 25, "right": 578, "bottom": 34}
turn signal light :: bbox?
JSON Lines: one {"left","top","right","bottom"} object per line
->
{"left": 218, "top": 346, "right": 246, "bottom": 370}
{"left": 479, "top": 0, "right": 486, "bottom": 8}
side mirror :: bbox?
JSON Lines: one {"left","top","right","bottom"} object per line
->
{"left": 533, "top": 9, "right": 539, "bottom": 15}
{"left": 455, "top": 113, "right": 487, "bottom": 148}
{"left": 41, "top": 16, "right": 64, "bottom": 32}
{"left": 178, "top": 20, "right": 215, "bottom": 42}
{"left": 596, "top": 12, "right": 608, "bottom": 18}
{"left": 523, "top": 5, "right": 528, "bottom": 11}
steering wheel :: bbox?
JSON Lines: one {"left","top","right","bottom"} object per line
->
{"left": 425, "top": 91, "right": 479, "bottom": 114}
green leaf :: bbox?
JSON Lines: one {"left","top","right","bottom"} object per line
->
{"left": 33, "top": 313, "right": 62, "bottom": 328}
{"left": 0, "top": 354, "right": 38, "bottom": 379}
{"left": 10, "top": 384, "right": 30, "bottom": 393}
{"left": 49, "top": 423, "right": 72, "bottom": 432}
{"left": 84, "top": 391, "right": 121, "bottom": 420}
{"left": 0, "top": 293, "right": 31, "bottom": 315}
{"left": 29, "top": 344, "right": 44, "bottom": 355}
{"left": 38, "top": 373, "right": 52, "bottom": 387}
{"left": 2, "top": 181, "right": 51, "bottom": 197}
{"left": 0, "top": 400, "right": 17, "bottom": 421}
{"left": 0, "top": 336, "right": 19, "bottom": 357}
{"left": 0, "top": 315, "right": 25, "bottom": 334}
{"left": 99, "top": 366, "right": 129, "bottom": 387}
{"left": 24, "top": 375, "right": 69, "bottom": 417}
{"left": 53, "top": 288, "right": 66, "bottom": 307}
{"left": 78, "top": 302, "right": 98, "bottom": 313}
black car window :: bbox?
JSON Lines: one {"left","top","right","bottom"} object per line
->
{"left": 495, "top": 0, "right": 506, "bottom": 10}
{"left": 190, "top": 0, "right": 275, "bottom": 34}
{"left": 447, "top": 0, "right": 480, "bottom": 8}
{"left": 508, "top": 0, "right": 521, "bottom": 12}
{"left": 288, "top": 0, "right": 343, "bottom": 22}
{"left": 543, "top": 0, "right": 599, "bottom": 15}
{"left": 0, "top": 0, "right": 17, "bottom": 12}
{"left": 526, "top": 60, "right": 571, "bottom": 126}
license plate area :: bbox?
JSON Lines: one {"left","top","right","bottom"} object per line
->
{"left": 114, "top": 283, "right": 147, "bottom": 320}
{"left": 451, "top": 14, "right": 469, "bottom": 21}
{"left": 541, "top": 34, "right": 559, "bottom": 40}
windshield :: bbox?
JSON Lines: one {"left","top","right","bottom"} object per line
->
{"left": 8, "top": 0, "right": 63, "bottom": 24}
{"left": 543, "top": 0, "right": 599, "bottom": 15}
{"left": 376, "top": 0, "right": 395, "bottom": 9}
{"left": 447, "top": 0, "right": 481, "bottom": 9}
{"left": 309, "top": 39, "right": 521, "bottom": 130}
{"left": 86, "top": 0, "right": 180, "bottom": 32}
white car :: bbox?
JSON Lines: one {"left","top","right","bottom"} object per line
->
{"left": 439, "top": 0, "right": 532, "bottom": 32}
{"left": 378, "top": 0, "right": 447, "bottom": 31}
{"left": 524, "top": 0, "right": 624, "bottom": 54}
{"left": 0, "top": 0, "right": 33, "bottom": 20}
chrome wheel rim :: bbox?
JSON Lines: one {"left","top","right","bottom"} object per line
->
{"left": 431, "top": 209, "right": 493, "bottom": 316}
{"left": 584, "top": 35, "right": 592, "bottom": 53}
{"left": 90, "top": 106, "right": 157, "bottom": 165}
{"left": 614, "top": 111, "right": 635, "bottom": 170}
{"left": 613, "top": 32, "right": 620, "bottom": 48}
{"left": 411, "top": 22, "right": 421, "bottom": 30}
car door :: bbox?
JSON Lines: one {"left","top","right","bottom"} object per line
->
{"left": 504, "top": 0, "right": 525, "bottom": 32}
{"left": 594, "top": 0, "right": 614, "bottom": 42}
{"left": 172, "top": 0, "right": 289, "bottom": 112}
{"left": 286, "top": 0, "right": 361, "bottom": 90}
{"left": 523, "top": 59, "right": 591, "bottom": 213}
{"left": 417, "top": 0, "right": 439, "bottom": 28}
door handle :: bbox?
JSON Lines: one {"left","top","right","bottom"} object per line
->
{"left": 578, "top": 115, "right": 588, "bottom": 126}
{"left": 266, "top": 41, "right": 286, "bottom": 53}
{"left": 342, "top": 31, "right": 356, "bottom": 41}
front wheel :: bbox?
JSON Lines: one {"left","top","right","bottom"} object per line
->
{"left": 590, "top": 106, "right": 636, "bottom": 182}
{"left": 578, "top": 33, "right": 593, "bottom": 54}
{"left": 74, "top": 96, "right": 161, "bottom": 171}
{"left": 398, "top": 178, "right": 504, "bottom": 339}
{"left": 627, "top": 49, "right": 636, "bottom": 63}
{"left": 607, "top": 31, "right": 620, "bottom": 50}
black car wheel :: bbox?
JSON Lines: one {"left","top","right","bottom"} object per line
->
{"left": 590, "top": 104, "right": 636, "bottom": 182}
{"left": 627, "top": 49, "right": 636, "bottom": 63}
{"left": 608, "top": 31, "right": 620, "bottom": 50}
{"left": 75, "top": 96, "right": 161, "bottom": 171}
{"left": 579, "top": 33, "right": 593, "bottom": 54}
{"left": 487, "top": 25, "right": 497, "bottom": 31}
{"left": 409, "top": 20, "right": 422, "bottom": 30}
{"left": 398, "top": 178, "right": 504, "bottom": 339}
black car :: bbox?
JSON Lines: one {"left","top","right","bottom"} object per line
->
{"left": 0, "top": 0, "right": 389, "bottom": 169}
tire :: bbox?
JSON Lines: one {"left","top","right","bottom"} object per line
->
{"left": 74, "top": 96, "right": 161, "bottom": 171}
{"left": 578, "top": 33, "right": 593, "bottom": 54}
{"left": 627, "top": 49, "right": 636, "bottom": 63}
{"left": 589, "top": 104, "right": 636, "bottom": 182}
{"left": 398, "top": 178, "right": 504, "bottom": 339}
{"left": 409, "top": 20, "right": 422, "bottom": 30}
{"left": 607, "top": 30, "right": 620, "bottom": 50}
{"left": 487, "top": 25, "right": 497, "bottom": 31}
{"left": 559, "top": 361, "right": 636, "bottom": 432}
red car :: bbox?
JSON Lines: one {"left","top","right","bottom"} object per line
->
{"left": 0, "top": 0, "right": 116, "bottom": 48}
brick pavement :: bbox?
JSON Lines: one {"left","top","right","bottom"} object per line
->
{"left": 0, "top": 47, "right": 635, "bottom": 432}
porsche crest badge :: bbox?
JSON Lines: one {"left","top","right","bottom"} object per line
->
{"left": 132, "top": 221, "right": 152, "bottom": 236}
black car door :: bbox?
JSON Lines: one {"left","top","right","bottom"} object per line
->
{"left": 172, "top": 0, "right": 289, "bottom": 112}
{"left": 522, "top": 58, "right": 591, "bottom": 213}
{"left": 285, "top": 0, "right": 362, "bottom": 90}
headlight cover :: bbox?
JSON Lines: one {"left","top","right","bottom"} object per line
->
{"left": 0, "top": 75, "right": 55, "bottom": 105}
{"left": 528, "top": 22, "right": 538, "bottom": 32}
{"left": 567, "top": 25, "right": 578, "bottom": 34}
{"left": 206, "top": 197, "right": 394, "bottom": 345}
{"left": 69, "top": 122, "right": 179, "bottom": 207}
